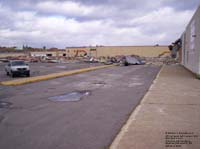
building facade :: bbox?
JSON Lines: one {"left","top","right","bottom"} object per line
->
{"left": 181, "top": 6, "right": 200, "bottom": 75}
{"left": 66, "top": 46, "right": 169, "bottom": 58}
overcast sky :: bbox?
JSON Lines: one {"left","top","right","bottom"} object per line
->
{"left": 0, "top": 0, "right": 199, "bottom": 48}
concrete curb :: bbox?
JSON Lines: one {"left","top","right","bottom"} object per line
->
{"left": 109, "top": 65, "right": 164, "bottom": 149}
{"left": 140, "top": 65, "right": 164, "bottom": 104}
{"left": 1, "top": 65, "right": 114, "bottom": 86}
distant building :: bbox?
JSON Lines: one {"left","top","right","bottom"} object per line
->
{"left": 66, "top": 45, "right": 169, "bottom": 58}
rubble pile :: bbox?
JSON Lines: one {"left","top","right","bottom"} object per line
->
{"left": 0, "top": 56, "right": 80, "bottom": 63}
{"left": 144, "top": 56, "right": 178, "bottom": 65}
{"left": 0, "top": 56, "right": 39, "bottom": 63}
{"left": 0, "top": 52, "right": 178, "bottom": 66}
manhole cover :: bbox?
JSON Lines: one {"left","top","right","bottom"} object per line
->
{"left": 0, "top": 101, "right": 12, "bottom": 108}
{"left": 48, "top": 91, "right": 91, "bottom": 102}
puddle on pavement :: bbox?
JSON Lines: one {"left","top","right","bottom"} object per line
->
{"left": 48, "top": 91, "right": 91, "bottom": 102}
{"left": 0, "top": 101, "right": 12, "bottom": 108}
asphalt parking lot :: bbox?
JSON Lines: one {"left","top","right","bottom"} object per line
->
{"left": 0, "top": 65, "right": 160, "bottom": 149}
{"left": 0, "top": 62, "right": 102, "bottom": 82}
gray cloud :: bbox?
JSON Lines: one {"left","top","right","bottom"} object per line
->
{"left": 0, "top": 0, "right": 199, "bottom": 48}
{"left": 162, "top": 0, "right": 200, "bottom": 11}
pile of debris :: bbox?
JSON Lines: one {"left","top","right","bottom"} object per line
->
{"left": 0, "top": 52, "right": 178, "bottom": 66}
{"left": 144, "top": 56, "right": 178, "bottom": 65}
{"left": 92, "top": 55, "right": 145, "bottom": 66}
{"left": 0, "top": 56, "right": 39, "bottom": 63}
{"left": 95, "top": 54, "right": 178, "bottom": 66}
{"left": 0, "top": 56, "right": 80, "bottom": 63}
{"left": 78, "top": 54, "right": 177, "bottom": 66}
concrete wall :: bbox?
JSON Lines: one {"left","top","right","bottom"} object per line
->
{"left": 181, "top": 6, "right": 200, "bottom": 75}
{"left": 66, "top": 46, "right": 169, "bottom": 58}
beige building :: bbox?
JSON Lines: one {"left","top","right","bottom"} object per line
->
{"left": 0, "top": 50, "right": 66, "bottom": 58}
{"left": 66, "top": 46, "right": 169, "bottom": 58}
{"left": 0, "top": 46, "right": 169, "bottom": 59}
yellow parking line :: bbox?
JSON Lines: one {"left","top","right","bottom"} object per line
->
{"left": 1, "top": 65, "right": 114, "bottom": 86}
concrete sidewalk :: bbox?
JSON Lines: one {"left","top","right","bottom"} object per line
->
{"left": 110, "top": 65, "right": 200, "bottom": 149}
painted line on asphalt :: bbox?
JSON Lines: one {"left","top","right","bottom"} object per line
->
{"left": 1, "top": 65, "right": 114, "bottom": 86}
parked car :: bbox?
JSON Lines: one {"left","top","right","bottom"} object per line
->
{"left": 5, "top": 60, "right": 30, "bottom": 77}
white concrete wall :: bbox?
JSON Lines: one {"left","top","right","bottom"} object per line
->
{"left": 182, "top": 6, "right": 200, "bottom": 75}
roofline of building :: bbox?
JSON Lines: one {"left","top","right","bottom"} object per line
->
{"left": 66, "top": 45, "right": 169, "bottom": 48}
{"left": 185, "top": 5, "right": 200, "bottom": 31}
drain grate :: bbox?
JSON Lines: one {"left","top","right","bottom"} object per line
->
{"left": 48, "top": 91, "right": 91, "bottom": 102}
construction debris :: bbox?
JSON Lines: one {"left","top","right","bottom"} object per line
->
{"left": 144, "top": 56, "right": 178, "bottom": 65}
{"left": 122, "top": 56, "right": 145, "bottom": 66}
{"left": 0, "top": 51, "right": 177, "bottom": 66}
